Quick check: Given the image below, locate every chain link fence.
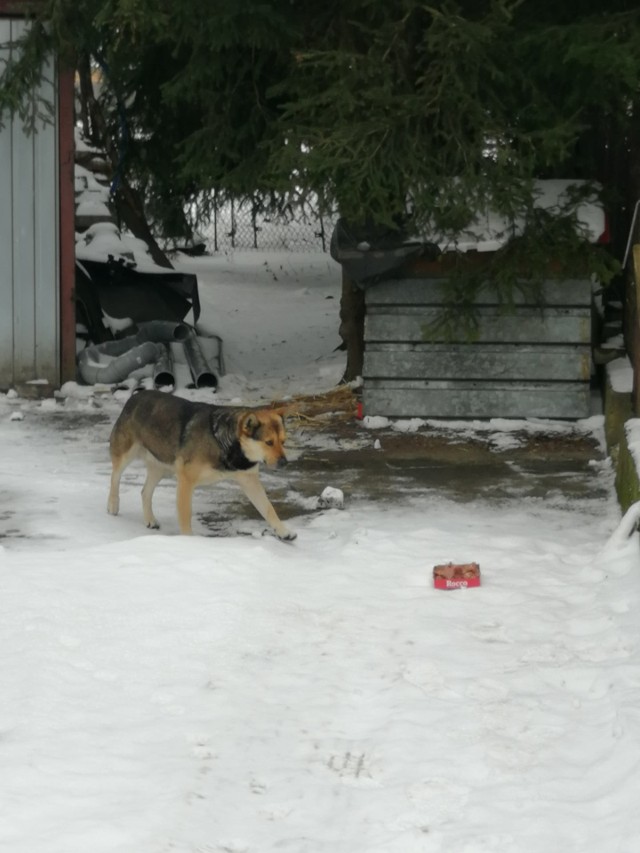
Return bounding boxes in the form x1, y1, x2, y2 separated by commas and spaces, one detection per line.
200, 196, 337, 253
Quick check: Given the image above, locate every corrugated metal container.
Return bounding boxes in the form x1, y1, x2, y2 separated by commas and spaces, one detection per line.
363, 276, 593, 419
0, 17, 59, 391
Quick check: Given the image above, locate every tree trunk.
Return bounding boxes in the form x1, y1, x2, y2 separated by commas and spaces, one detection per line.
77, 54, 93, 141
77, 56, 173, 270
112, 183, 173, 269
339, 273, 365, 382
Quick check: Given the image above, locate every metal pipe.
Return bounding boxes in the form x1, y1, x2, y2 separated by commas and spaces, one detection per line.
77, 321, 216, 387
77, 321, 188, 385
153, 344, 175, 388
136, 320, 190, 343
78, 339, 165, 385
183, 331, 218, 388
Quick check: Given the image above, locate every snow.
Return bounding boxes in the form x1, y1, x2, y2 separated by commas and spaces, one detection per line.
1, 251, 640, 853
76, 222, 172, 274
74, 165, 112, 218
607, 357, 634, 394
626, 419, 640, 475
177, 251, 345, 403
317, 486, 345, 509
425, 179, 607, 254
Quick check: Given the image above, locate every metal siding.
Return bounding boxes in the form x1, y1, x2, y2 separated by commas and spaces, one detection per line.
363, 382, 591, 419
11, 46, 37, 382
0, 20, 14, 380
366, 278, 592, 307
365, 307, 591, 345
363, 343, 591, 382
0, 17, 59, 388
362, 276, 593, 419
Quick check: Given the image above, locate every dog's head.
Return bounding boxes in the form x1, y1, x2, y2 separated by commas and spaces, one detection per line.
239, 409, 288, 468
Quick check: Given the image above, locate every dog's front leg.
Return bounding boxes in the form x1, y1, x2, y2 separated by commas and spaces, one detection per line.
141, 462, 164, 529
236, 470, 296, 541
175, 466, 196, 535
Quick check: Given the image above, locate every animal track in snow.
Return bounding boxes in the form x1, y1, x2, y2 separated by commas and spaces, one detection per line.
327, 750, 372, 782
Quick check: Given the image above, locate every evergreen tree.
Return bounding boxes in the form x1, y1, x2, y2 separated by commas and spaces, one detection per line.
2, 0, 639, 377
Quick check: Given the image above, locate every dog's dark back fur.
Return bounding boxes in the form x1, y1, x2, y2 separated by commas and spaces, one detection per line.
113, 391, 223, 466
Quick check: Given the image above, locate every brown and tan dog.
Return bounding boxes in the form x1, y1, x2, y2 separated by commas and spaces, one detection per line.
107, 390, 296, 540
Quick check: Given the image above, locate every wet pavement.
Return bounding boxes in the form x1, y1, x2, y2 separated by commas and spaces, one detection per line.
6, 398, 612, 540
249, 415, 613, 529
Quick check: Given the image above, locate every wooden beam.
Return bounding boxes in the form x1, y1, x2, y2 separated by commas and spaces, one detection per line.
0, 0, 41, 16
58, 61, 76, 384
631, 245, 640, 414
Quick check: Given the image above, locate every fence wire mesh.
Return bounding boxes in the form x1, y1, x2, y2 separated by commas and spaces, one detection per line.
200, 197, 337, 253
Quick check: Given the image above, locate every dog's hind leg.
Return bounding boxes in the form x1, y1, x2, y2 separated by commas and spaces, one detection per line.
235, 469, 296, 541
175, 465, 196, 535
107, 443, 138, 517
141, 461, 164, 529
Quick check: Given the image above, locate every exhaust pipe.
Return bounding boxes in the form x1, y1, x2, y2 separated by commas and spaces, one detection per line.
136, 320, 191, 343
183, 331, 218, 388
153, 344, 175, 388
77, 338, 166, 385
77, 320, 219, 388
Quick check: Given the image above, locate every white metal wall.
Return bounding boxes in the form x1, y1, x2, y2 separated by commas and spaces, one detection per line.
0, 18, 59, 389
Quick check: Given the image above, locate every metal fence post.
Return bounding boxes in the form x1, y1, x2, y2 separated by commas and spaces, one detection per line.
251, 199, 259, 249
229, 198, 236, 249
318, 213, 327, 252
213, 190, 219, 252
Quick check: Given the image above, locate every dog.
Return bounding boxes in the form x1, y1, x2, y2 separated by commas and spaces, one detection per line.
107, 390, 296, 540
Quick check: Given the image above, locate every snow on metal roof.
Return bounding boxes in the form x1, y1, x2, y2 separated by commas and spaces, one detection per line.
426, 180, 607, 253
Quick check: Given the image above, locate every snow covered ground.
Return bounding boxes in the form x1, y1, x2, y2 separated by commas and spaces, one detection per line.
1, 251, 640, 853
179, 251, 345, 403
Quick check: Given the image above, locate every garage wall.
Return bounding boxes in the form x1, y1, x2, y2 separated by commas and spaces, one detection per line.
0, 17, 59, 390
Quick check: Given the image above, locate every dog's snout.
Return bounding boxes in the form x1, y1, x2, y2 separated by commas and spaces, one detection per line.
277, 455, 288, 469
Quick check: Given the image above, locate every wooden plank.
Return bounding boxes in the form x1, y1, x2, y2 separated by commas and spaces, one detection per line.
365, 278, 592, 307
58, 63, 76, 384
0, 19, 14, 386
0, 1, 31, 13
363, 380, 591, 419
399, 253, 597, 281
365, 307, 591, 345
363, 343, 591, 382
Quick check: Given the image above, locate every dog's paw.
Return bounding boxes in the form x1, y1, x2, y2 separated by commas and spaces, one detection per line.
146, 521, 160, 530
278, 529, 297, 542
262, 527, 297, 542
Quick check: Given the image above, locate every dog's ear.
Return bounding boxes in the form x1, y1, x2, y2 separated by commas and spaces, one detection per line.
241, 413, 259, 436
270, 405, 292, 420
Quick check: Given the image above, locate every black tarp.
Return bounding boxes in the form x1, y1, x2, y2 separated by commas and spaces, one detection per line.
75, 256, 200, 342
